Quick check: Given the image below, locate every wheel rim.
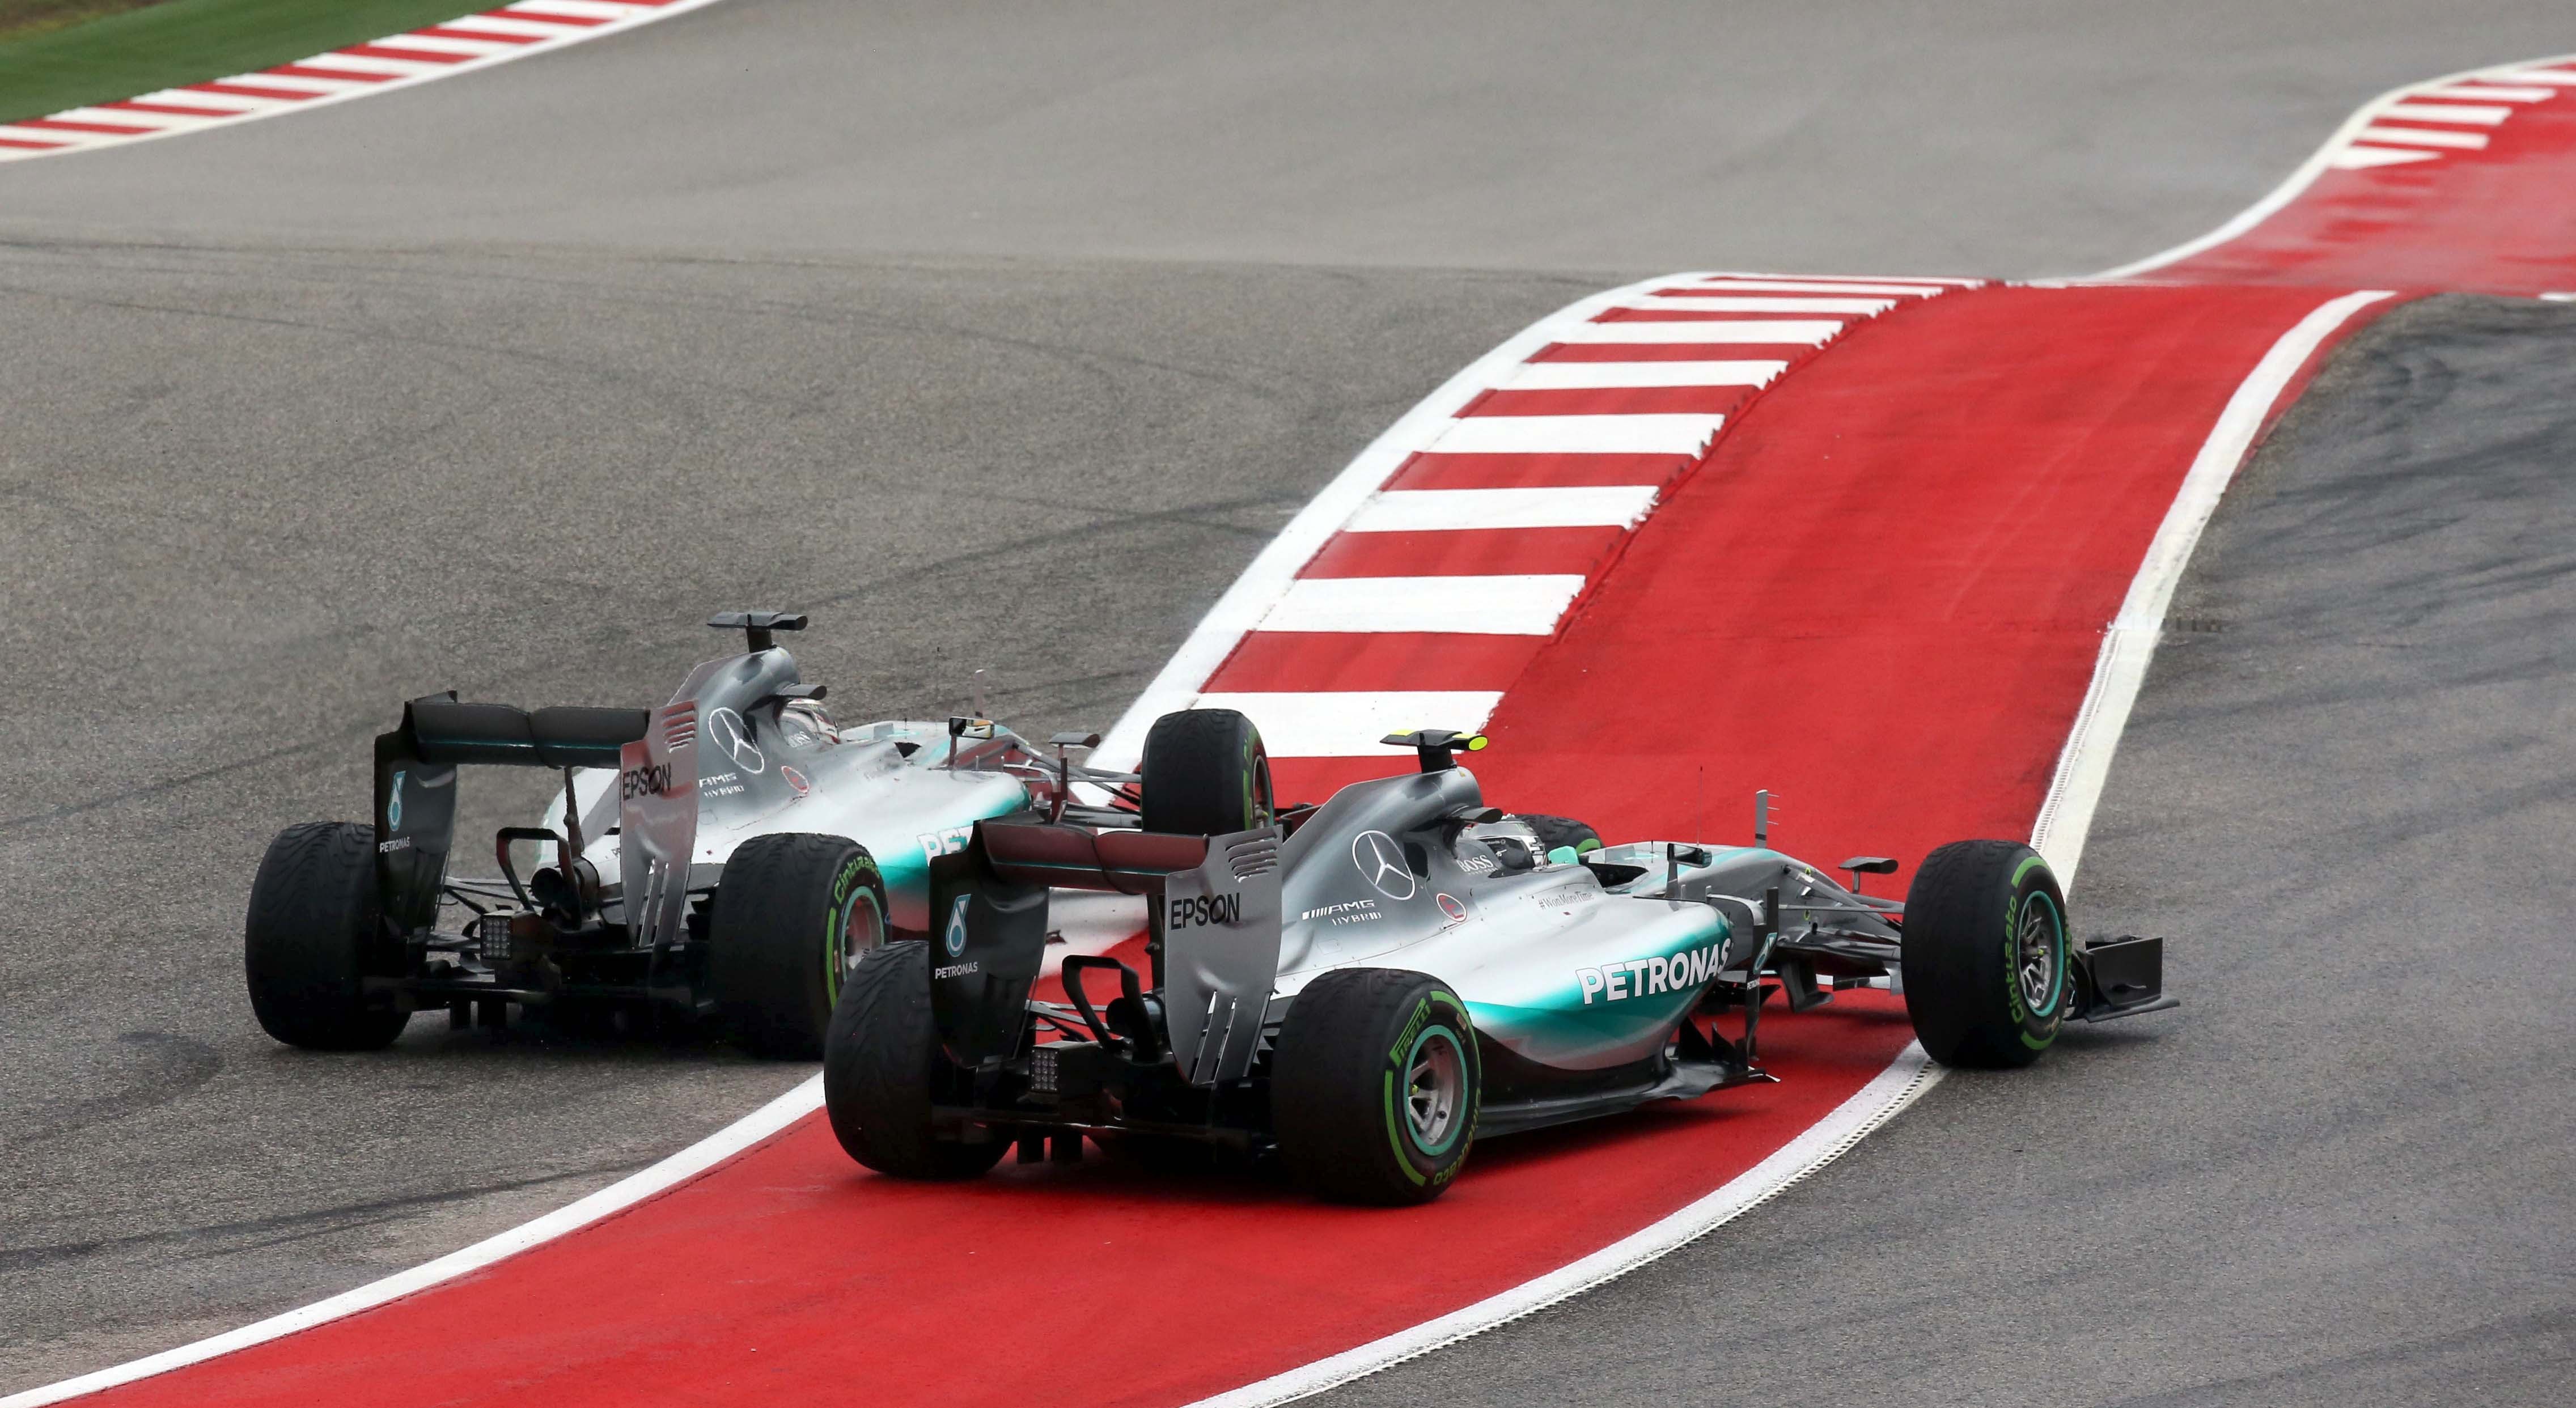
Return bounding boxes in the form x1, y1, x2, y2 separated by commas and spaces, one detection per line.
1403, 1026, 1467, 1154
2014, 893, 2063, 1016
827, 888, 885, 1002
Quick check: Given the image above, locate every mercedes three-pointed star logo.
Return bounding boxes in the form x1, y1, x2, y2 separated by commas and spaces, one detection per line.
706, 707, 765, 774
1351, 829, 1417, 901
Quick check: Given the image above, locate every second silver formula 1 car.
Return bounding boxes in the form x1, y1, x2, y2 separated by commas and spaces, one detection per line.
244, 612, 1138, 1058
824, 710, 2175, 1203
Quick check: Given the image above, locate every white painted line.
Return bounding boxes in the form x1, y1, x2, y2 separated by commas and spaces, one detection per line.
1664, 279, 1945, 297
2378, 101, 2513, 125
2354, 124, 2489, 150
2030, 290, 2395, 884
2099, 49, 2576, 277
1545, 319, 1842, 345
1501, 359, 1783, 389
1432, 414, 1722, 456
0, 1072, 827, 1408
1613, 295, 1895, 315
1257, 575, 1587, 636
1346, 486, 1660, 532
2330, 145, 2443, 170
2541, 292, 2576, 302
1183, 1048, 1945, 1407
1190, 692, 1507, 757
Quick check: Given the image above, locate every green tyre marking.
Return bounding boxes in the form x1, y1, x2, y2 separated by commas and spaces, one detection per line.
1381, 1070, 1428, 1185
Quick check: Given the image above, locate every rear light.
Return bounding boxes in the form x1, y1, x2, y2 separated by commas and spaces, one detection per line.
1029, 1046, 1059, 1095
477, 913, 514, 964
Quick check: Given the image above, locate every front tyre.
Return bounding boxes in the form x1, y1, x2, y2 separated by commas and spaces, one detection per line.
244, 822, 409, 1051
1900, 840, 2071, 1068
1272, 969, 1481, 1205
709, 834, 889, 1060
823, 941, 1009, 1180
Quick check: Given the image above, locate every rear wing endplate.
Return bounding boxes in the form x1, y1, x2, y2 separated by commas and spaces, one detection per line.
931, 821, 1283, 1083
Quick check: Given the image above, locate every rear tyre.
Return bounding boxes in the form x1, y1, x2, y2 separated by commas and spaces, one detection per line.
1140, 709, 1274, 835
244, 822, 409, 1051
1513, 813, 1603, 858
1272, 969, 1480, 1205
709, 833, 889, 1060
823, 941, 1009, 1179
1900, 840, 2071, 1068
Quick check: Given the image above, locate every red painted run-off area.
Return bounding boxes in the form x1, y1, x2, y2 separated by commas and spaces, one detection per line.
87, 282, 2366, 1407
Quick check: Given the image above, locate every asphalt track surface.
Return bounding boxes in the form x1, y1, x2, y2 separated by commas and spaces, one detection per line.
3, 0, 2573, 1398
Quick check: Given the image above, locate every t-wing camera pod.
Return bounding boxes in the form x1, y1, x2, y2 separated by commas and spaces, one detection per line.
1383, 728, 1489, 773
708, 610, 808, 654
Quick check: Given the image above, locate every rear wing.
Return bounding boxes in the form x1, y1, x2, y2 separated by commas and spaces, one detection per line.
372, 693, 650, 940
930, 820, 1283, 1084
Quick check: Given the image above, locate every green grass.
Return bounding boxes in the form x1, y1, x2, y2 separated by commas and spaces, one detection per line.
0, 0, 493, 124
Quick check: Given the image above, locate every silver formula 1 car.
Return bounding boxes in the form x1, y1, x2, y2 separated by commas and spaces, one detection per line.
823, 709, 2175, 1203
244, 612, 1137, 1058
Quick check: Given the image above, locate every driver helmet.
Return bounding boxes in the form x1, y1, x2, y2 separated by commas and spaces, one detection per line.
1465, 816, 1547, 872
779, 698, 840, 747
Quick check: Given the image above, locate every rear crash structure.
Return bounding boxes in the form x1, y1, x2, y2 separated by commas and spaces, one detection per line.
824, 713, 2175, 1203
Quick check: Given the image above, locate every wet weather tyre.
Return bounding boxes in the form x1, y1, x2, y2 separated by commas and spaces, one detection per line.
710, 833, 889, 1060
823, 940, 1008, 1179
1514, 813, 1603, 858
1900, 840, 2071, 1068
1140, 708, 1273, 836
244, 822, 409, 1051
1272, 969, 1480, 1205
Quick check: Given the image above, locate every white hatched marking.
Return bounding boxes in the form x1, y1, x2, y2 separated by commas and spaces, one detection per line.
2379, 101, 2512, 125
1502, 360, 1783, 389
1347, 486, 1659, 533
1260, 575, 1586, 635
2331, 145, 2443, 169
510, 0, 660, 18
2418, 84, 2559, 102
1433, 414, 1723, 456
1189, 692, 1506, 757
1548, 320, 1840, 346
130, 87, 275, 112
0, 127, 83, 147
2356, 124, 2490, 150
52, 107, 208, 130
433, 16, 581, 40
1614, 294, 1894, 315
354, 33, 519, 56
297, 52, 449, 75
217, 72, 368, 94
1681, 269, 1983, 286
1665, 278, 1944, 297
